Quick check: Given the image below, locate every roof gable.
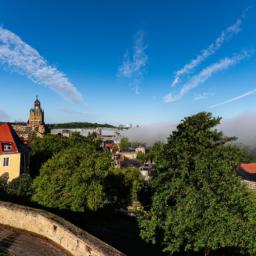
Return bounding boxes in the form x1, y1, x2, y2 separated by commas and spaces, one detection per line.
0, 123, 22, 153
240, 163, 256, 174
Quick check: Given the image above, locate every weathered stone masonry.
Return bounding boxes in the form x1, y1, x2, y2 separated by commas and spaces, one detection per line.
0, 201, 125, 256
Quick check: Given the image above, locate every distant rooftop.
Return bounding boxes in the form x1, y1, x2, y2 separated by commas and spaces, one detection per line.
237, 163, 256, 181
240, 163, 256, 174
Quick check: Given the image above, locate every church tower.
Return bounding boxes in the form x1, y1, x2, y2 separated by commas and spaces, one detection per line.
27, 97, 46, 137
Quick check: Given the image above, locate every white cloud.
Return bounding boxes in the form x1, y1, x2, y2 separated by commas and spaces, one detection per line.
0, 27, 83, 102
194, 92, 214, 101
210, 88, 256, 108
164, 50, 252, 103
130, 78, 141, 95
170, 10, 248, 87
118, 31, 148, 94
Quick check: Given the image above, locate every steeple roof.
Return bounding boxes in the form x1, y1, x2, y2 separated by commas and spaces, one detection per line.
34, 96, 41, 107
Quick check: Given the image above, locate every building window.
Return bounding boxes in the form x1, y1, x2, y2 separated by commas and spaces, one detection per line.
3, 158, 9, 167
3, 144, 12, 151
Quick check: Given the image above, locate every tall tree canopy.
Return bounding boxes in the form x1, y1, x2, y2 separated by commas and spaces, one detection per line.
138, 112, 256, 255
120, 137, 131, 150
29, 133, 101, 177
32, 141, 144, 212
33, 145, 113, 212
6, 174, 33, 199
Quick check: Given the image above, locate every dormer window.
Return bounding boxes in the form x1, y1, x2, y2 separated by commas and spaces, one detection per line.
2, 143, 12, 151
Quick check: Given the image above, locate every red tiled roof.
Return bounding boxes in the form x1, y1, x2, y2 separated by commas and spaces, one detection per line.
239, 163, 256, 174
105, 143, 114, 149
0, 123, 19, 153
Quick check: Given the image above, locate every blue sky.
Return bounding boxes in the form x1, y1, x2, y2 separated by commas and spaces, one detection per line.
0, 0, 256, 125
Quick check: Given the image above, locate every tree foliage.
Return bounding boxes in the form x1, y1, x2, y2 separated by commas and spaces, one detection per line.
137, 151, 147, 163
29, 134, 68, 177
32, 141, 144, 212
0, 178, 7, 200
47, 122, 116, 129
239, 144, 256, 163
120, 137, 131, 150
138, 112, 256, 255
106, 167, 144, 208
6, 174, 33, 199
32, 145, 110, 211
121, 167, 144, 202
29, 133, 102, 177
147, 141, 164, 163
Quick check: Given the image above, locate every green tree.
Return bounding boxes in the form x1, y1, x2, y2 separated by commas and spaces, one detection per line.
151, 141, 164, 160
138, 112, 256, 255
32, 145, 111, 212
0, 178, 7, 200
239, 145, 256, 163
32, 139, 145, 212
106, 167, 144, 207
123, 167, 144, 202
6, 174, 33, 199
47, 122, 116, 129
120, 137, 130, 150
29, 133, 102, 177
147, 141, 164, 163
29, 134, 68, 177
0, 252, 12, 256
104, 168, 131, 209
137, 151, 146, 163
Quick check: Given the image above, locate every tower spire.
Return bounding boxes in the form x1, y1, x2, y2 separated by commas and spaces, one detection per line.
28, 97, 45, 136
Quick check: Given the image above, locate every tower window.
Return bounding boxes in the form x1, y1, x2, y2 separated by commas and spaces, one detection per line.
3, 158, 9, 167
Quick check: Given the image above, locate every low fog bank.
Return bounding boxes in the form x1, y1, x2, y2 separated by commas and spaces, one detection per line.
122, 122, 176, 145
122, 112, 256, 147
218, 112, 256, 147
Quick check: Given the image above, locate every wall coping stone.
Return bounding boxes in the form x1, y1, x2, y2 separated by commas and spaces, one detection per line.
0, 201, 126, 256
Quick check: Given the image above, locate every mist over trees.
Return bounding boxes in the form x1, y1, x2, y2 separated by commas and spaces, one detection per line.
123, 112, 256, 148
2, 112, 256, 255
138, 112, 256, 255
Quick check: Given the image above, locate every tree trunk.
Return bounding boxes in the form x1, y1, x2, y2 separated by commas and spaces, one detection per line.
204, 249, 210, 256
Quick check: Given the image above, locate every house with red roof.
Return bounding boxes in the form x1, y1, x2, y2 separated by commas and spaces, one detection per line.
0, 123, 29, 181
237, 164, 256, 181
237, 163, 256, 189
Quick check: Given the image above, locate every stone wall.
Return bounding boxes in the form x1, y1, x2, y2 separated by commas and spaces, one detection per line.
242, 179, 256, 190
0, 201, 125, 256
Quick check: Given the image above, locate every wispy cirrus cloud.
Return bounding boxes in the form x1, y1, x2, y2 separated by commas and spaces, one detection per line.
210, 88, 256, 108
170, 8, 250, 87
0, 27, 83, 102
118, 31, 148, 94
194, 92, 214, 101
164, 50, 252, 103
